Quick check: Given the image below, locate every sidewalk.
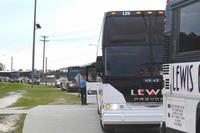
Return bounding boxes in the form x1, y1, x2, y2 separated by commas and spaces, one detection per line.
22, 105, 102, 133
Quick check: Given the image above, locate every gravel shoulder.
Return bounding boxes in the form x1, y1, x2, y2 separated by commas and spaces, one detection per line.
0, 114, 26, 133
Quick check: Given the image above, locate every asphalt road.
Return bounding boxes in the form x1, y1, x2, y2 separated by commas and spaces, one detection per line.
23, 105, 160, 133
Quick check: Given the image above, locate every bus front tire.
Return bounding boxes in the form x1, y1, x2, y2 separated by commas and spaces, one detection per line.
100, 119, 114, 133
196, 102, 200, 133
160, 122, 166, 133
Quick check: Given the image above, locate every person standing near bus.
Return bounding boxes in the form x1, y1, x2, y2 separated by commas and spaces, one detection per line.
79, 77, 86, 105
96, 73, 102, 82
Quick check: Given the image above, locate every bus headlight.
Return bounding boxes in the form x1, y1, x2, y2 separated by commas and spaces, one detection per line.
104, 103, 124, 110
68, 83, 74, 87
105, 103, 111, 110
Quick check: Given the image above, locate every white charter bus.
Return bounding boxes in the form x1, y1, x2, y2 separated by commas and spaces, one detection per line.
96, 10, 165, 132
163, 0, 200, 133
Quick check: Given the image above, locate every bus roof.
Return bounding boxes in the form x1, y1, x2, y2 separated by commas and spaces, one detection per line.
105, 10, 165, 17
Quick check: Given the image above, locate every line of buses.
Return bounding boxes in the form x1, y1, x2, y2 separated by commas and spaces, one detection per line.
83, 0, 200, 133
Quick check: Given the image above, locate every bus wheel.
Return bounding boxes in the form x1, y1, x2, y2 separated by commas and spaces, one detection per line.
96, 96, 101, 115
197, 119, 200, 133
196, 102, 200, 133
160, 122, 166, 133
100, 118, 114, 133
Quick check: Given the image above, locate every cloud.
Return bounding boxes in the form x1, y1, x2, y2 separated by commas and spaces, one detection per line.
45, 44, 97, 69
0, 0, 166, 70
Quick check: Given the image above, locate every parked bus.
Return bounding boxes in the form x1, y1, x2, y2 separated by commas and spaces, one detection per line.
0, 71, 10, 82
9, 71, 20, 82
61, 66, 85, 92
96, 10, 165, 132
163, 0, 200, 133
85, 62, 100, 104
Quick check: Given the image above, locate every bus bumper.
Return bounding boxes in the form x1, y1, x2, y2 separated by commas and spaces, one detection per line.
101, 105, 163, 126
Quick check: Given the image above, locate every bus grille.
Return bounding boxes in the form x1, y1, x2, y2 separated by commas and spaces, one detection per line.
163, 64, 169, 75
163, 64, 170, 90
163, 35, 171, 63
164, 79, 170, 90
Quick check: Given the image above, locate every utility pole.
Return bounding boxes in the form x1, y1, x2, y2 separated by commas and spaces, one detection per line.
40, 36, 49, 73
45, 57, 47, 85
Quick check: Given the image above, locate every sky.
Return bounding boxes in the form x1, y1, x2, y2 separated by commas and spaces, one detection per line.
0, 0, 166, 71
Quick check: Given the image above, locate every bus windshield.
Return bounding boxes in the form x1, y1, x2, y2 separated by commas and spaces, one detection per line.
105, 45, 162, 76
10, 72, 20, 79
67, 67, 84, 81
104, 16, 164, 45
104, 14, 164, 76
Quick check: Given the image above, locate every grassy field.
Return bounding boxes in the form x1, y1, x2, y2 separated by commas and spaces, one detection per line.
0, 82, 80, 109
0, 83, 28, 98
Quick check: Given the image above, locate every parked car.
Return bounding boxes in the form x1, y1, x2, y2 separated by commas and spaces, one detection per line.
55, 79, 61, 88
59, 78, 68, 91
27, 78, 41, 85
9, 78, 20, 83
0, 76, 9, 82
19, 77, 29, 83
66, 81, 79, 92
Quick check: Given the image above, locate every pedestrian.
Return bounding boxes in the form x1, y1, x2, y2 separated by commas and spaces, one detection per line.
79, 77, 87, 105
96, 73, 102, 82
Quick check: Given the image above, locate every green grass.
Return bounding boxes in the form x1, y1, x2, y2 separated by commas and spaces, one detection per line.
0, 83, 29, 98
0, 82, 80, 109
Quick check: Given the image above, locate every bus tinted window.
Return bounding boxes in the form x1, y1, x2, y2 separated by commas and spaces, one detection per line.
67, 67, 84, 81
104, 16, 164, 44
105, 45, 162, 76
106, 17, 146, 43
179, 2, 200, 52
103, 14, 164, 76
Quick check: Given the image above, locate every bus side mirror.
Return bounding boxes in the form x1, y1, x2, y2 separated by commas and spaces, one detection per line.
96, 56, 103, 73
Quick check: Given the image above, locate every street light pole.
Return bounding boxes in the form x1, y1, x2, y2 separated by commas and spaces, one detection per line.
32, 0, 37, 88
